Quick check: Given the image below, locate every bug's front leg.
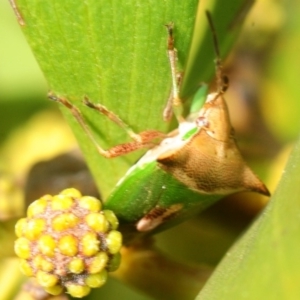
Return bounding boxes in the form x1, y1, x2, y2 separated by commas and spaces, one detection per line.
163, 23, 184, 123
48, 92, 166, 158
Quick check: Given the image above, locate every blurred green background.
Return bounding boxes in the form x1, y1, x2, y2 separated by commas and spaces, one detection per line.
1, 0, 300, 299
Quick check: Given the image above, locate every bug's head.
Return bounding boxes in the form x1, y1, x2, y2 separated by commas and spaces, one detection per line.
196, 92, 233, 142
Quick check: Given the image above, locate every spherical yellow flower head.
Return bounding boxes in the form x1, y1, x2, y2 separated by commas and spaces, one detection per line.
14, 188, 122, 298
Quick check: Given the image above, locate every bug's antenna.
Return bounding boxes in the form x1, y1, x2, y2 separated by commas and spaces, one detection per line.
205, 10, 229, 93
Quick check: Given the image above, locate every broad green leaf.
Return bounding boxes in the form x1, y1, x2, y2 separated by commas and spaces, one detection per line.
196, 137, 300, 299
15, 0, 250, 198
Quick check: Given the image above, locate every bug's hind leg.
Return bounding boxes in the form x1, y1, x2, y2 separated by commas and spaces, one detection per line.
48, 92, 166, 158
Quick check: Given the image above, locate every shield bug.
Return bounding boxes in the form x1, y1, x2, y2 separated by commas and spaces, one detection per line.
49, 11, 269, 233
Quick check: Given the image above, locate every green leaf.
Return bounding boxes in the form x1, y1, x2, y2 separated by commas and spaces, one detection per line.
15, 0, 250, 198
196, 137, 300, 299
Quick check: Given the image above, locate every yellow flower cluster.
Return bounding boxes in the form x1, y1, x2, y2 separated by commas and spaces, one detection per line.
14, 188, 122, 298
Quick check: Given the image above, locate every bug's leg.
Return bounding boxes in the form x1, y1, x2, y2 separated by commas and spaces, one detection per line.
82, 97, 166, 146
163, 72, 183, 122
83, 97, 141, 143
164, 23, 184, 123
48, 92, 166, 158
136, 204, 183, 232
205, 10, 229, 94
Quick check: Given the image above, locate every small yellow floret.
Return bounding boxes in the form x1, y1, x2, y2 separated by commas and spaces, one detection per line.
88, 252, 108, 274
58, 235, 78, 256
66, 284, 90, 298
78, 196, 102, 212
14, 237, 31, 259
27, 198, 48, 217
45, 285, 64, 296
85, 270, 107, 288
106, 230, 122, 254
15, 218, 27, 237
68, 258, 85, 274
60, 188, 82, 198
103, 210, 119, 229
36, 270, 58, 287
40, 258, 54, 272
85, 213, 108, 232
25, 218, 46, 240
19, 259, 34, 276
52, 213, 79, 231
81, 233, 100, 256
38, 235, 56, 256
51, 194, 74, 210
